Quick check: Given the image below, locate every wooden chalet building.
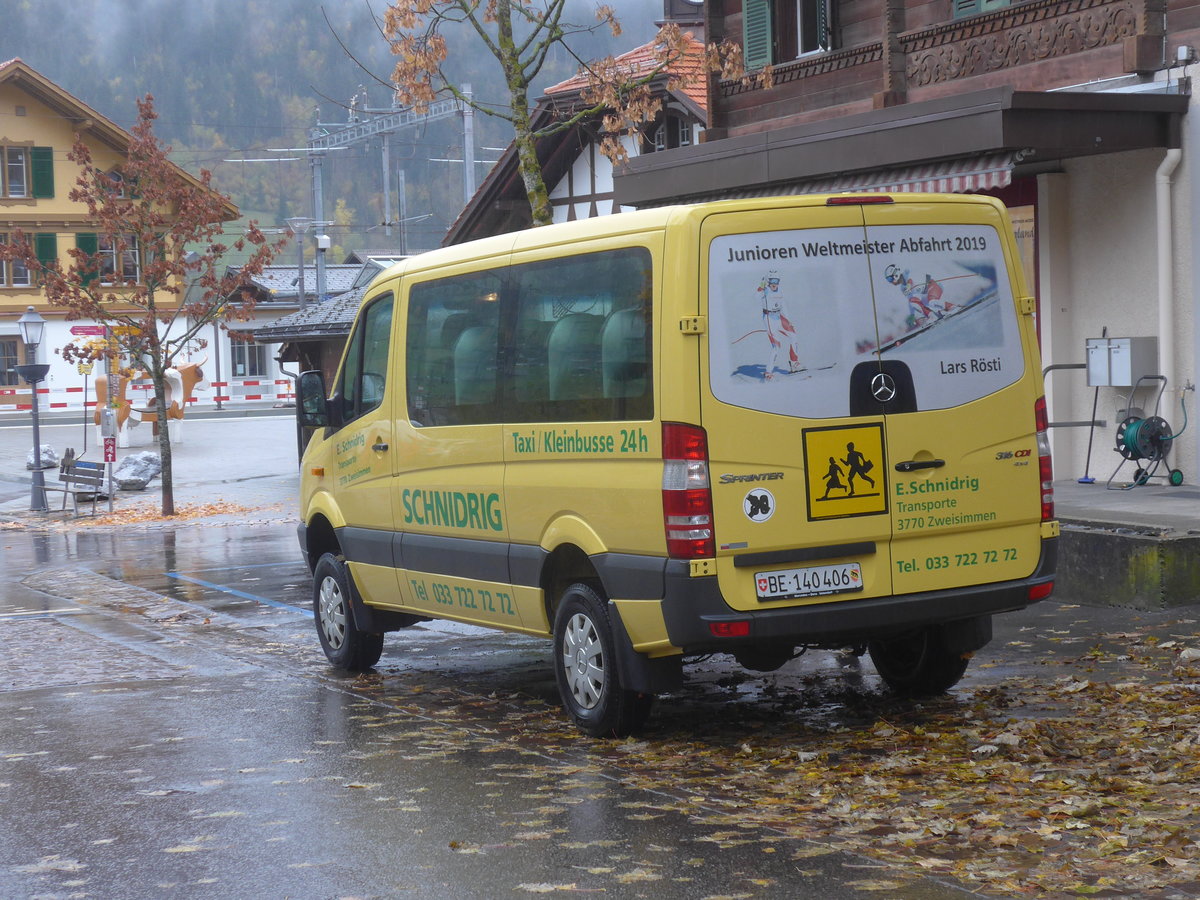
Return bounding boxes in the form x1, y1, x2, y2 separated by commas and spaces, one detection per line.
444, 4, 709, 244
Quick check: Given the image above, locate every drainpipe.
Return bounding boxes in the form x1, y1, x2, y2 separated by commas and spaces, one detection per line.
1157, 148, 1182, 389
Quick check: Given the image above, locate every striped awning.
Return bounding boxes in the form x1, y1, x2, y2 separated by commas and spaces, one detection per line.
754, 153, 1013, 198
805, 152, 1015, 194
663, 153, 1018, 206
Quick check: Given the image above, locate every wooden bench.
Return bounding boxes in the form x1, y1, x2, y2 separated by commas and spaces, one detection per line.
45, 449, 110, 516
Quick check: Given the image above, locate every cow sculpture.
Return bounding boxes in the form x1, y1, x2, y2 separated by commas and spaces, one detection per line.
93, 358, 208, 439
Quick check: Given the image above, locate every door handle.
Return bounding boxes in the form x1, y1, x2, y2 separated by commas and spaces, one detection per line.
372, 441, 389, 452
895, 458, 945, 472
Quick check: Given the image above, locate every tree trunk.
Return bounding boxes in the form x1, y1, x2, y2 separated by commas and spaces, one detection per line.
514, 119, 552, 226
151, 370, 175, 517
496, 0, 552, 227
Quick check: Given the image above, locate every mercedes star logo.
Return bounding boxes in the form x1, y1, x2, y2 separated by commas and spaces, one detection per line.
870, 372, 897, 403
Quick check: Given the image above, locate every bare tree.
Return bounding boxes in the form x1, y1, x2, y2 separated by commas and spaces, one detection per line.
383, 0, 741, 225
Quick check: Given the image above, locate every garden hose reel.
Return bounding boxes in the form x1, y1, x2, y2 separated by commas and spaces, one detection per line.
1114, 415, 1183, 486
1107, 375, 1187, 489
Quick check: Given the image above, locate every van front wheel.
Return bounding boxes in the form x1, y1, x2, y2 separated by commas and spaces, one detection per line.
313, 553, 384, 671
868, 626, 969, 696
553, 583, 652, 738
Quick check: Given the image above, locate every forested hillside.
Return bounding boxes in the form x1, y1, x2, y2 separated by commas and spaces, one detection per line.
1, 0, 655, 256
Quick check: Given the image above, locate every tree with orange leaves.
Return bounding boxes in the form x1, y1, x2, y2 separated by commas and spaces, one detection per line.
383, 0, 741, 226
0, 96, 288, 516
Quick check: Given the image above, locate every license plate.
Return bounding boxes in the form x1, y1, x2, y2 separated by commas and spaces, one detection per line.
755, 562, 863, 601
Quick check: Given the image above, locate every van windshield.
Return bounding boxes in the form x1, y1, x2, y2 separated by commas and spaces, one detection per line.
707, 223, 1024, 418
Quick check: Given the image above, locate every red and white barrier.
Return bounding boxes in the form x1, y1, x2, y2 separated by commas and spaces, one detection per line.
1, 376, 295, 413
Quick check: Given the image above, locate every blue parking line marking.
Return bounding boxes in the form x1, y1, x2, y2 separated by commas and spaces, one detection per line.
166, 572, 313, 618
178, 562, 304, 574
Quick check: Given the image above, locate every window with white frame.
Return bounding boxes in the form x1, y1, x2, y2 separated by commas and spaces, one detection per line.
3, 147, 29, 198
0, 235, 32, 288
230, 338, 269, 378
98, 167, 131, 198
743, 0, 833, 69
0, 338, 19, 386
647, 114, 694, 153
99, 234, 140, 284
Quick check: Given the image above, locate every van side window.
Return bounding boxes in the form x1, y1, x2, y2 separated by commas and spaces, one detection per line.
336, 292, 393, 424
405, 247, 653, 427
406, 270, 503, 426
509, 246, 652, 423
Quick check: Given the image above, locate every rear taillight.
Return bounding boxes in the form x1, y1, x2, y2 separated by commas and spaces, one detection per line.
662, 423, 715, 559
1029, 581, 1055, 602
1035, 396, 1054, 521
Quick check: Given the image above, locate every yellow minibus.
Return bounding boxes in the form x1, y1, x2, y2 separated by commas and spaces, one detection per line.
296, 193, 1058, 736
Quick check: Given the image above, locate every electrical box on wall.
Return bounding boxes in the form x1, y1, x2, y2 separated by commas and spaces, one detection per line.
1086, 337, 1159, 387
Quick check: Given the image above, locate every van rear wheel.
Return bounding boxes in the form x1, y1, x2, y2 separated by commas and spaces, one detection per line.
553, 583, 653, 738
313, 553, 384, 671
868, 626, 969, 696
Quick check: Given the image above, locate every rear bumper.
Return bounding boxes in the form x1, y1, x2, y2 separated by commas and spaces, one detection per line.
660, 537, 1057, 653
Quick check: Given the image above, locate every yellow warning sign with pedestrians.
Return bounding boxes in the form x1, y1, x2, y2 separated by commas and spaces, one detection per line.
803, 423, 887, 520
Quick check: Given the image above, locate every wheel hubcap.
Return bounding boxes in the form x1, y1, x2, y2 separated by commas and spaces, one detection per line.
318, 576, 347, 650
561, 612, 604, 710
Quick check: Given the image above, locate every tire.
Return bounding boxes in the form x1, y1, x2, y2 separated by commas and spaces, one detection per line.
313, 553, 384, 671
552, 583, 653, 738
1170, 468, 1185, 487
868, 626, 970, 696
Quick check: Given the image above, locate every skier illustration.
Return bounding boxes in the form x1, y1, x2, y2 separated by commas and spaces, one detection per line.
884, 264, 953, 326
842, 442, 876, 496
757, 270, 803, 379
820, 456, 847, 500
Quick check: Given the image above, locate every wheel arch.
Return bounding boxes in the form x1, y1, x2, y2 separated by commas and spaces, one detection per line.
540, 542, 602, 626
303, 512, 342, 574
302, 491, 346, 573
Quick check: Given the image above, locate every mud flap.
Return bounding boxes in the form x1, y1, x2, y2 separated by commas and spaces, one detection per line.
608, 603, 683, 695
345, 572, 429, 632
938, 614, 993, 655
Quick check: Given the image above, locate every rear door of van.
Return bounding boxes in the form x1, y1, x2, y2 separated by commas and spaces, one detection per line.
701, 202, 895, 612
700, 196, 1040, 615
860, 198, 1042, 595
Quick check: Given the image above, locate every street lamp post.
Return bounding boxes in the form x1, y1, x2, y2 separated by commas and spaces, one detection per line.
14, 306, 50, 512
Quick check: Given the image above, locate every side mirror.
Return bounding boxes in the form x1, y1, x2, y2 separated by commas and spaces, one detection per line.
297, 370, 330, 428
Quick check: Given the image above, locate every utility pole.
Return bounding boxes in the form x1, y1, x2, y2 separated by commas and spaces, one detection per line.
285, 217, 313, 309
462, 84, 476, 206
398, 168, 407, 256
306, 88, 474, 253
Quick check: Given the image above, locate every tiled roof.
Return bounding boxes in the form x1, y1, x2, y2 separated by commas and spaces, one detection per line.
544, 32, 708, 110
251, 264, 361, 298
245, 285, 368, 342
343, 248, 409, 265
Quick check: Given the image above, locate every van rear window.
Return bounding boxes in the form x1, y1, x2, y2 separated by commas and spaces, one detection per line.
708, 224, 1024, 418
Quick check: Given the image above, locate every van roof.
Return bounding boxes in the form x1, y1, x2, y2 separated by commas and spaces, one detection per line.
373, 192, 1005, 285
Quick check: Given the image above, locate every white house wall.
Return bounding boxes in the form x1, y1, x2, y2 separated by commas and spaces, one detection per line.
549, 134, 638, 223
1041, 142, 1197, 484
